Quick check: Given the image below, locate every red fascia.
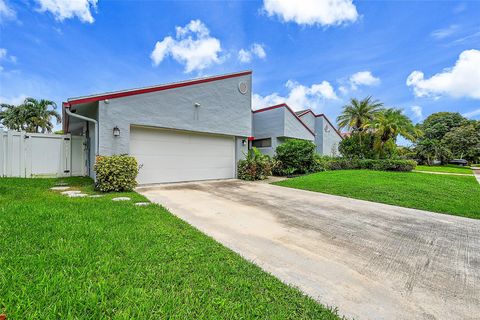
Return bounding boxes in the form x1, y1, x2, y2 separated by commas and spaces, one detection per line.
247, 136, 255, 141
297, 109, 315, 118
64, 71, 252, 107
253, 103, 316, 137
315, 113, 343, 139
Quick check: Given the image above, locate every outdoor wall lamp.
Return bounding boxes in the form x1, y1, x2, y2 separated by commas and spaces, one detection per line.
113, 126, 120, 137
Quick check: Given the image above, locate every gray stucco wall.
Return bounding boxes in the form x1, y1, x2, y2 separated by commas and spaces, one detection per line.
252, 108, 284, 140
283, 109, 314, 141
252, 106, 314, 157
315, 116, 342, 156
97, 74, 252, 156
298, 112, 315, 133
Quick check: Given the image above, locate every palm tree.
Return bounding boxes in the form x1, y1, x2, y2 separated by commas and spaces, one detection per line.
0, 103, 28, 131
0, 98, 61, 133
372, 108, 420, 157
337, 96, 383, 132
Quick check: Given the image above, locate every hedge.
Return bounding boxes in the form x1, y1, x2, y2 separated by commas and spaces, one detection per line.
317, 158, 417, 172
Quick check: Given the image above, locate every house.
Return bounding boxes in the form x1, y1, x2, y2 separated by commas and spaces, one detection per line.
252, 104, 315, 156
63, 71, 252, 185
63, 70, 343, 185
252, 104, 342, 157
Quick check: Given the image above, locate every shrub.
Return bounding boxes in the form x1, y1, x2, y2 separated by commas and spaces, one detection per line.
323, 159, 417, 172
339, 133, 377, 159
94, 155, 139, 192
273, 139, 317, 176
237, 148, 272, 181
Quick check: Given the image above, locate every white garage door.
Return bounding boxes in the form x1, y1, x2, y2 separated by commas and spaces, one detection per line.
130, 126, 235, 184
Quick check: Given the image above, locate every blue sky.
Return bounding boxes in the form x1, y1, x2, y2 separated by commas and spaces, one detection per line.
1, 0, 479, 133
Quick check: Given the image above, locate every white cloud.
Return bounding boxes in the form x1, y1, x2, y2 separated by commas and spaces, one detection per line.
0, 94, 27, 105
349, 71, 380, 89
462, 108, 480, 119
0, 47, 16, 72
150, 19, 223, 73
263, 0, 358, 26
35, 0, 98, 23
0, 0, 15, 21
410, 105, 423, 120
406, 49, 480, 99
253, 79, 338, 111
238, 43, 266, 63
431, 25, 459, 39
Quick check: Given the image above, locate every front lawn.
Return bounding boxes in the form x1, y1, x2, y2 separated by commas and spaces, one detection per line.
415, 164, 473, 174
0, 177, 338, 319
274, 170, 480, 219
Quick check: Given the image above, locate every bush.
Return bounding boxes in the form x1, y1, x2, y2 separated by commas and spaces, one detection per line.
237, 148, 272, 181
94, 155, 139, 192
273, 139, 317, 176
323, 159, 417, 172
339, 133, 377, 159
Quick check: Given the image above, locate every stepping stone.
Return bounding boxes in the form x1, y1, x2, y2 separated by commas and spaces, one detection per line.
50, 186, 70, 191
55, 182, 69, 186
61, 190, 81, 195
68, 193, 88, 198
112, 197, 131, 201
135, 202, 150, 206
89, 195, 104, 198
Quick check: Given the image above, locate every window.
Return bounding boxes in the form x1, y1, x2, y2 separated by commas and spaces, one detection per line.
252, 138, 272, 148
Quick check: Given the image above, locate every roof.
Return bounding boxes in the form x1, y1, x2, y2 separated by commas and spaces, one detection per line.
253, 103, 316, 137
63, 70, 252, 107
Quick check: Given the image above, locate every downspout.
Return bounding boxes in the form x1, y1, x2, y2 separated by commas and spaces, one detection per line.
65, 106, 99, 179
65, 107, 98, 156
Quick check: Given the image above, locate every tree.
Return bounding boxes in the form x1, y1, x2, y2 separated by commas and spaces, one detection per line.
442, 122, 480, 162
337, 96, 383, 132
419, 112, 467, 141
415, 139, 451, 165
372, 108, 419, 158
0, 103, 28, 131
0, 98, 61, 133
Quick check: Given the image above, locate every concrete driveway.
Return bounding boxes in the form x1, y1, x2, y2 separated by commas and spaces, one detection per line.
137, 179, 480, 320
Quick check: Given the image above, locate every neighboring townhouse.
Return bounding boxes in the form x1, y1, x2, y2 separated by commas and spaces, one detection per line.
252, 104, 315, 156
63, 71, 252, 184
252, 104, 342, 157
296, 109, 343, 156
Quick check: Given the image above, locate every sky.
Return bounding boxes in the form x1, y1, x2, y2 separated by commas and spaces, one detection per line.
1, 0, 480, 134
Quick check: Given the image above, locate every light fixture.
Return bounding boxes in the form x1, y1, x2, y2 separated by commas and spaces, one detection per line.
194, 102, 201, 108
113, 126, 120, 137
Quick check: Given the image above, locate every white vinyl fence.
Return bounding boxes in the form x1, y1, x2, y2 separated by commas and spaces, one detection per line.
0, 131, 86, 178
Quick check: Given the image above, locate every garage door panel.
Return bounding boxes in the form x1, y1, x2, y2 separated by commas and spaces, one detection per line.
130, 127, 235, 184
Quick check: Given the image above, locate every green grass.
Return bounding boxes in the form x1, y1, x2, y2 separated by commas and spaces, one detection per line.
415, 164, 473, 174
274, 170, 480, 219
0, 177, 339, 320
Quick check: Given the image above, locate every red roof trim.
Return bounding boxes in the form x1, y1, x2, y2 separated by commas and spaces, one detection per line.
315, 113, 343, 139
297, 109, 315, 118
65, 71, 252, 107
253, 104, 316, 137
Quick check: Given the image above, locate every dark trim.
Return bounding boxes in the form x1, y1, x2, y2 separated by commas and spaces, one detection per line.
253, 103, 316, 137
65, 71, 252, 107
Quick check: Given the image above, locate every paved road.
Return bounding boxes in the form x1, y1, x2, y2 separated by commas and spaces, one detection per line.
138, 180, 480, 320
